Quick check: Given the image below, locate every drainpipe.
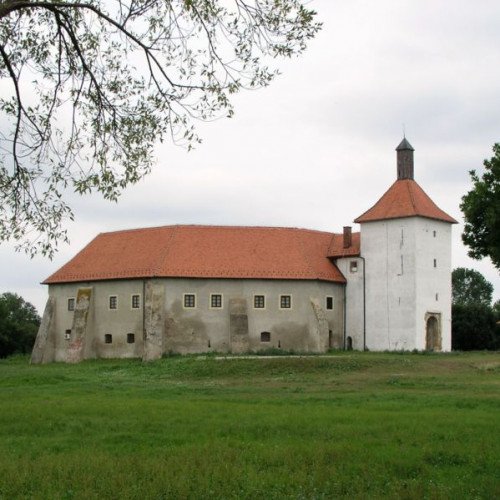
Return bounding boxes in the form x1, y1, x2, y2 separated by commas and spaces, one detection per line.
343, 282, 347, 350
142, 279, 146, 343
359, 256, 367, 351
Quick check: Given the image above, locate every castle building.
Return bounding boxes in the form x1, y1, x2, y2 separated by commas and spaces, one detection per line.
31, 139, 456, 363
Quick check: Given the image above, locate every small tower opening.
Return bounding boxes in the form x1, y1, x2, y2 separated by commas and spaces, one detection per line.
396, 137, 415, 180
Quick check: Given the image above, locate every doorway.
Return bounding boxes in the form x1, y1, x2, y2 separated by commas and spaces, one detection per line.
425, 314, 441, 351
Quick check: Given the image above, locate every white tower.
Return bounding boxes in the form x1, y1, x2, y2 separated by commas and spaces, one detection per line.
354, 139, 457, 351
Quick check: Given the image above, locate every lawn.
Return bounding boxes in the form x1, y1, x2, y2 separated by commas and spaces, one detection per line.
0, 352, 498, 499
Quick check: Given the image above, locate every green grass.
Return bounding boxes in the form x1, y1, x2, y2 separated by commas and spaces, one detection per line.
0, 352, 499, 499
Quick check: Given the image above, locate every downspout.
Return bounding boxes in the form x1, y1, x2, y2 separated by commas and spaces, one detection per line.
359, 256, 367, 351
343, 282, 347, 350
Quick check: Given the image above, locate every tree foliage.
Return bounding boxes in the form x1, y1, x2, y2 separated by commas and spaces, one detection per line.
451, 267, 493, 307
0, 292, 40, 358
451, 303, 498, 351
0, 0, 321, 257
461, 143, 500, 270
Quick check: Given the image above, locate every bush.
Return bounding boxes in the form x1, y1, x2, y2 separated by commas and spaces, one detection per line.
452, 303, 498, 350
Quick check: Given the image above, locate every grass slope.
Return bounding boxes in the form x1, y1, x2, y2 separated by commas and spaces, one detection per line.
0, 352, 499, 499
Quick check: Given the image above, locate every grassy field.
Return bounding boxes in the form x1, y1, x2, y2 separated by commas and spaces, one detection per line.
0, 352, 499, 499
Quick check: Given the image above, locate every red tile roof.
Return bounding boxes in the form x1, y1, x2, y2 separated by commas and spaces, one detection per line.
327, 232, 361, 258
44, 225, 351, 284
354, 179, 457, 224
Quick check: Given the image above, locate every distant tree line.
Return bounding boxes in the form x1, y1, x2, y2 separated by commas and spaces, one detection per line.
0, 293, 40, 358
452, 268, 499, 350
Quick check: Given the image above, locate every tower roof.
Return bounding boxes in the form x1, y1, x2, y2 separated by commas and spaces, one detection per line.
396, 137, 414, 151
354, 179, 457, 224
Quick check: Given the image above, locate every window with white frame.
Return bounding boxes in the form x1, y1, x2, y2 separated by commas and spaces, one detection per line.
210, 294, 222, 308
109, 296, 118, 310
184, 294, 196, 308
254, 295, 265, 309
67, 298, 75, 311
280, 295, 292, 309
131, 294, 140, 309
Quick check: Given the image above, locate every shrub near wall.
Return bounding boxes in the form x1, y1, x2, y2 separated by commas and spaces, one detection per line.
452, 303, 498, 350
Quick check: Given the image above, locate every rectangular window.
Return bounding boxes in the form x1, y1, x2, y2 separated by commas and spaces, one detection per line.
435, 293, 439, 301
350, 261, 358, 273
433, 230, 437, 237
280, 295, 292, 309
260, 331, 271, 342
104, 334, 112, 344
67, 298, 75, 311
326, 296, 333, 310
184, 294, 196, 308
64, 329, 71, 340
210, 294, 222, 308
433, 259, 437, 268
254, 295, 265, 309
109, 296, 118, 310
131, 294, 140, 309
127, 333, 135, 344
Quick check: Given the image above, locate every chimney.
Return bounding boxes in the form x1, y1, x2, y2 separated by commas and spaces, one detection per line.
343, 226, 352, 248
396, 137, 415, 180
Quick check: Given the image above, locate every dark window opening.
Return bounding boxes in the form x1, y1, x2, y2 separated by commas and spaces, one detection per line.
67, 298, 75, 311
254, 295, 265, 309
350, 261, 358, 273
131, 294, 140, 309
211, 294, 222, 308
184, 294, 195, 308
64, 329, 71, 340
127, 333, 135, 344
433, 259, 437, 268
109, 296, 117, 309
326, 297, 333, 310
105, 334, 113, 344
261, 331, 271, 342
435, 293, 439, 301
280, 295, 291, 309
433, 230, 437, 237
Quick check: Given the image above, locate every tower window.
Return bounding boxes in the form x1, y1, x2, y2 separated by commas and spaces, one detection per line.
326, 296, 333, 310
127, 333, 135, 344
433, 259, 437, 268
350, 261, 358, 273
104, 334, 112, 344
67, 298, 75, 311
64, 329, 71, 340
435, 293, 439, 301
433, 230, 437, 237
109, 296, 118, 310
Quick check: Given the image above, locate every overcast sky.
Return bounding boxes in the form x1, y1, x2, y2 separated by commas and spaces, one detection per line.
1, 0, 499, 314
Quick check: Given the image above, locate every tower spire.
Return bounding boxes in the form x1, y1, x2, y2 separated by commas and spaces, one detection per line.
396, 137, 414, 180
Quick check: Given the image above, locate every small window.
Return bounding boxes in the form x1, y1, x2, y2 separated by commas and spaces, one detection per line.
210, 294, 222, 309
104, 334, 112, 344
433, 259, 437, 268
350, 261, 358, 273
326, 296, 333, 310
254, 295, 265, 309
127, 333, 135, 344
131, 294, 140, 309
280, 295, 291, 309
109, 296, 118, 310
184, 294, 196, 308
64, 329, 71, 340
261, 331, 271, 342
433, 230, 437, 237
435, 293, 439, 301
67, 298, 75, 311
